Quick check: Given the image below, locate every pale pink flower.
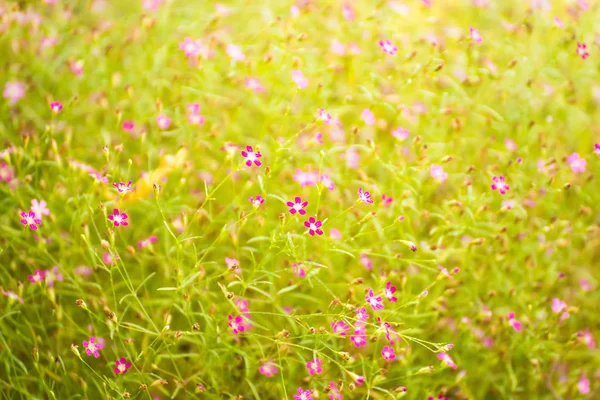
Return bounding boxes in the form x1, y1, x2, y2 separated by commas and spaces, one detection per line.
306, 358, 323, 375
0, 162, 15, 183
259, 361, 278, 377
31, 199, 50, 219
430, 164, 448, 182
356, 307, 369, 321
320, 174, 335, 191
578, 374, 590, 395
244, 78, 265, 93
594, 143, 600, 157
3, 290, 23, 303
342, 3, 355, 21
553, 16, 565, 28
45, 266, 63, 287
360, 253, 372, 270
330, 228, 342, 240
551, 298, 569, 320
379, 40, 398, 56
226, 44, 245, 61
292, 262, 305, 278
113, 181, 133, 194
292, 70, 308, 89
293, 169, 319, 187
437, 352, 457, 369
361, 108, 375, 125
392, 127, 409, 141
179, 37, 202, 58
567, 153, 586, 173
491, 176, 510, 194
156, 115, 171, 130
469, 27, 482, 43
215, 3, 231, 16
70, 60, 84, 76
3, 81, 25, 104
346, 147, 360, 169
318, 108, 332, 124
330, 40, 346, 56
226, 257, 241, 274
381, 345, 396, 361
138, 236, 158, 249
327, 381, 343, 400
366, 288, 384, 310
331, 320, 350, 336
577, 329, 596, 349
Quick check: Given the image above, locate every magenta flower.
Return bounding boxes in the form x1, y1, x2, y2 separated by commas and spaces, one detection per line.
366, 288, 384, 310
361, 108, 375, 125
31, 199, 50, 219
20, 210, 42, 230
507, 312, 522, 332
491, 176, 510, 195
287, 197, 308, 215
306, 357, 323, 375
379, 40, 398, 55
577, 42, 589, 60
28, 270, 46, 284
248, 195, 265, 207
381, 346, 396, 361
594, 143, 600, 156
226, 44, 246, 61
469, 27, 482, 43
228, 314, 245, 334
259, 361, 278, 378
83, 336, 104, 358
292, 69, 308, 89
331, 320, 350, 336
392, 127, 409, 141
381, 194, 393, 207
107, 208, 129, 227
113, 181, 133, 194
138, 236, 158, 249
0, 162, 15, 183
304, 217, 323, 236
294, 387, 313, 400
358, 188, 374, 204
355, 376, 365, 385
292, 262, 306, 277
3, 290, 24, 303
3, 81, 25, 104
45, 266, 63, 287
241, 145, 262, 167
356, 307, 369, 321
318, 108, 332, 124
437, 352, 457, 369
567, 153, 586, 173
50, 101, 63, 113
122, 121, 135, 132
114, 357, 132, 374
385, 282, 397, 302
350, 331, 367, 347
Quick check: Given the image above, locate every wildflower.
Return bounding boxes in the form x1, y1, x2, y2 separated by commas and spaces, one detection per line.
553, 16, 565, 28
122, 121, 135, 132
366, 289, 384, 310
379, 40, 398, 55
45, 266, 64, 287
114, 357, 132, 374
226, 257, 241, 274
50, 101, 63, 113
228, 315, 245, 334
293, 169, 319, 187
82, 336, 104, 358
328, 382, 343, 400
103, 253, 116, 265
294, 387, 313, 400
357, 307, 369, 321
355, 376, 365, 385
430, 164, 448, 182
567, 153, 586, 173
306, 358, 323, 375
576, 42, 589, 60
594, 143, 600, 156
360, 253, 373, 270
551, 298, 567, 313
361, 108, 375, 125
70, 60, 84, 76
342, 3, 355, 20
0, 162, 15, 183
381, 194, 393, 207
235, 298, 250, 313
392, 127, 409, 141
469, 27, 482, 43
330, 228, 342, 240
226, 44, 246, 61
3, 290, 24, 303
577, 329, 596, 349
113, 181, 133, 194
304, 217, 324, 236
107, 208, 129, 227
331, 320, 350, 336
179, 37, 202, 57
578, 374, 590, 394
381, 346, 396, 361
245, 77, 265, 93
241, 145, 262, 167
187, 113, 205, 125
507, 312, 522, 332
156, 115, 171, 130
28, 270, 46, 284
491, 176, 510, 195
138, 236, 158, 249
320, 174, 335, 191
385, 282, 398, 302
74, 266, 94, 277
20, 210, 42, 230
358, 188, 374, 204
292, 262, 305, 277
292, 70, 308, 89
3, 81, 25, 104
259, 361, 278, 378
437, 352, 457, 369
346, 147, 360, 169
287, 197, 308, 215
350, 331, 367, 347
31, 199, 50, 220
248, 195, 265, 207
318, 108, 332, 124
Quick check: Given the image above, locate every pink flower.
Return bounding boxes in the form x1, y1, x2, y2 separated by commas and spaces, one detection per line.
103, 252, 116, 265
361, 109, 375, 125
356, 307, 369, 321
20, 210, 42, 230
366, 288, 384, 310
31, 199, 50, 219
107, 208, 129, 227
360, 253, 373, 270
342, 3, 355, 21
179, 37, 202, 57
355, 376, 365, 386
0, 162, 15, 183
292, 262, 306, 278
346, 147, 360, 169
287, 197, 308, 215
578, 374, 590, 395
70, 60, 84, 76
235, 298, 250, 313
379, 40, 398, 56
156, 115, 171, 130
331, 40, 347, 56
228, 314, 246, 334
187, 113, 205, 126
553, 16, 565, 28
226, 44, 245, 61
318, 108, 332, 124
45, 266, 63, 287
381, 194, 393, 207
392, 127, 409, 141
327, 381, 343, 400
320, 174, 335, 191
50, 101, 63, 113
259, 361, 278, 378
113, 181, 133, 194
304, 217, 323, 236
241, 145, 262, 167
122, 121, 135, 132
381, 345, 396, 361
3, 81, 25, 104
331, 320, 350, 336
437, 352, 457, 369
330, 228, 342, 240
577, 329, 596, 349
594, 143, 600, 156
358, 188, 373, 204
248, 195, 265, 207
491, 176, 510, 194
3, 290, 24, 303
293, 169, 319, 187
469, 27, 482, 43
138, 236, 158, 249
306, 358, 323, 375
577, 42, 589, 60
292, 70, 308, 89
430, 164, 448, 182
226, 257, 241, 274
551, 298, 568, 320
294, 387, 313, 400
385, 282, 397, 302
114, 357, 132, 374
567, 153, 586, 173
28, 270, 46, 284
245, 78, 265, 93
350, 332, 367, 347
74, 266, 94, 277
83, 336, 104, 358
507, 312, 522, 332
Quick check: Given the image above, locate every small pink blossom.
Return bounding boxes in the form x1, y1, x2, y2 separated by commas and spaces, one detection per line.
50, 101, 63, 113
293, 169, 319, 187
113, 181, 133, 194
187, 113, 205, 126
156, 115, 171, 130
330, 228, 342, 240
577, 329, 596, 349
356, 307, 369, 321
567, 153, 586, 173
83, 336, 104, 358
138, 236, 158, 249
342, 3, 355, 21
327, 381, 343, 400
350, 332, 367, 347
228, 314, 246, 334
107, 208, 128, 227
70, 60, 84, 76
248, 195, 265, 207
0, 162, 15, 183
234, 298, 250, 313
360, 253, 373, 270
553, 16, 565, 28
320, 174, 335, 191
241, 146, 262, 167
179, 37, 202, 57
385, 282, 397, 302
318, 108, 332, 124
578, 374, 590, 395
346, 147, 360, 169
469, 27, 482, 43
577, 42, 589, 60
379, 40, 398, 56
28, 270, 46, 284
226, 44, 246, 61
122, 121, 135, 132
594, 143, 600, 156
430, 164, 448, 182
3, 290, 23, 303
355, 376, 365, 385
226, 258, 241, 274
45, 266, 63, 287
361, 108, 375, 125
287, 197, 308, 215
114, 357, 132, 374
245, 78, 265, 93
294, 387, 312, 400
381, 345, 396, 361
551, 298, 569, 320
331, 320, 350, 336
437, 352, 457, 369
292, 70, 308, 89
491, 176, 510, 194
31, 199, 50, 219
20, 210, 42, 230
366, 288, 384, 310
358, 187, 373, 204
306, 358, 323, 375
3, 81, 25, 104
292, 262, 305, 278
392, 127, 409, 141
507, 312, 522, 332
304, 217, 323, 236
259, 361, 278, 378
